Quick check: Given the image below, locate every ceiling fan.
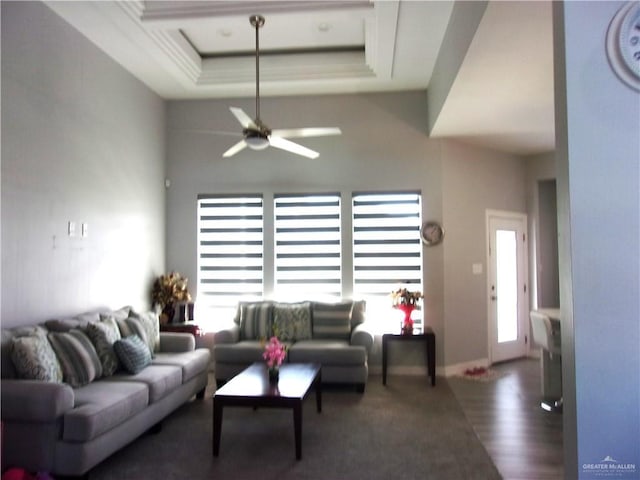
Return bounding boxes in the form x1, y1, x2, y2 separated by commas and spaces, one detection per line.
221, 15, 342, 159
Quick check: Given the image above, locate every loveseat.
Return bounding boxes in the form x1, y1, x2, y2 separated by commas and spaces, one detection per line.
1, 306, 210, 478
213, 300, 374, 392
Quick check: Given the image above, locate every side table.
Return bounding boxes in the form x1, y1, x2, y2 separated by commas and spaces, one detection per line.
160, 322, 203, 337
382, 327, 435, 386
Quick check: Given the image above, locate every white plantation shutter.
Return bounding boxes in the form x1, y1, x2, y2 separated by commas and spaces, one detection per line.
352, 191, 423, 325
197, 195, 264, 310
274, 193, 341, 301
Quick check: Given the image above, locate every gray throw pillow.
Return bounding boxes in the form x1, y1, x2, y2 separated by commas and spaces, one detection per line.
85, 318, 121, 376
113, 335, 152, 374
11, 332, 63, 382
273, 302, 312, 342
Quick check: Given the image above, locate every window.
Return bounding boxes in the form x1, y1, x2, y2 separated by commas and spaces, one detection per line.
352, 191, 423, 324
197, 195, 264, 312
274, 193, 341, 301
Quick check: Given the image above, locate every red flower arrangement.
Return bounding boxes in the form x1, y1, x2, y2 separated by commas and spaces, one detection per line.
391, 287, 423, 334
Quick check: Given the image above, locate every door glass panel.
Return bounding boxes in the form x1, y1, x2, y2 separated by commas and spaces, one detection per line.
496, 229, 518, 343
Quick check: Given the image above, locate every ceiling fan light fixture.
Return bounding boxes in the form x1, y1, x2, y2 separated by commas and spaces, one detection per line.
245, 135, 270, 150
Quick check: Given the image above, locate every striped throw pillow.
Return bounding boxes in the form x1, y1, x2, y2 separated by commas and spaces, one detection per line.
312, 302, 354, 340
113, 335, 152, 374
239, 302, 273, 340
48, 330, 103, 387
129, 310, 160, 354
116, 317, 149, 348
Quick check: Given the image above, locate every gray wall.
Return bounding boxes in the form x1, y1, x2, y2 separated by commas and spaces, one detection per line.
427, 0, 488, 135
166, 93, 526, 370
1, 1, 166, 327
526, 152, 558, 310
537, 179, 558, 307
441, 140, 527, 366
555, 1, 640, 476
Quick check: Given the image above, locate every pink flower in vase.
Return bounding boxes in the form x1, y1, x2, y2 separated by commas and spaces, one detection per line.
263, 336, 287, 368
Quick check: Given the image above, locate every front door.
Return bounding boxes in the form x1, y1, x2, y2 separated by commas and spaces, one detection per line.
487, 210, 528, 363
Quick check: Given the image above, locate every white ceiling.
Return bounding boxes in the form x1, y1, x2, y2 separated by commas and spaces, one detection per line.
43, 0, 555, 155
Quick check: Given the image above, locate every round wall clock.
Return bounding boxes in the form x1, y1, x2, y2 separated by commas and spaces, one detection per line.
606, 1, 640, 92
420, 221, 444, 246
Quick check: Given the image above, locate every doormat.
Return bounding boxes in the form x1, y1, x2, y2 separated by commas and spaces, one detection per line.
457, 367, 506, 382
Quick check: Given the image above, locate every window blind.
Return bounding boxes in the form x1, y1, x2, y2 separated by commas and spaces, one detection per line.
197, 195, 264, 309
352, 191, 423, 321
274, 193, 341, 301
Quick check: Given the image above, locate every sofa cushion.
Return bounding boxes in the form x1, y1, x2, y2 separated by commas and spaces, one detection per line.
273, 302, 312, 341
84, 318, 121, 376
312, 302, 353, 340
64, 380, 149, 442
214, 340, 271, 364
129, 310, 160, 354
152, 349, 210, 383
10, 331, 63, 382
109, 364, 182, 403
288, 340, 366, 366
113, 335, 152, 374
239, 302, 273, 340
48, 330, 103, 387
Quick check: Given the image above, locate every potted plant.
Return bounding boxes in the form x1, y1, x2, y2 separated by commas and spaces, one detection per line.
151, 272, 192, 324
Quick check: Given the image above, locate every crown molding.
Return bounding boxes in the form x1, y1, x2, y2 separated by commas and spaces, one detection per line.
140, 1, 373, 26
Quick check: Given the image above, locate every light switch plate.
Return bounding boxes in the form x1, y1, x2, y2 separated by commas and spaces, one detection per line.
472, 263, 483, 275
68, 221, 76, 237
82, 223, 88, 237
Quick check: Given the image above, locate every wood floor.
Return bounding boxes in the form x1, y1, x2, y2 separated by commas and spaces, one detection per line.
447, 358, 564, 480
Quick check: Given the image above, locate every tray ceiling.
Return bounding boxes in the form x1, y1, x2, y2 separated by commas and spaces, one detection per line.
43, 0, 555, 155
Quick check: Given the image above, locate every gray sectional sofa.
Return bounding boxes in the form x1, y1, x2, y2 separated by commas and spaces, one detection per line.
213, 300, 374, 392
1, 306, 210, 478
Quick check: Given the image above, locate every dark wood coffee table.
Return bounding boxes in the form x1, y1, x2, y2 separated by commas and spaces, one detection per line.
212, 362, 322, 460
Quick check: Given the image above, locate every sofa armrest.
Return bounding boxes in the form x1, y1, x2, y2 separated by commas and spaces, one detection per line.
213, 323, 240, 345
350, 322, 375, 353
159, 332, 195, 352
1, 379, 74, 422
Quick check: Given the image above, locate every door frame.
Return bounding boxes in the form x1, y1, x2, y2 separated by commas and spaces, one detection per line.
485, 209, 530, 364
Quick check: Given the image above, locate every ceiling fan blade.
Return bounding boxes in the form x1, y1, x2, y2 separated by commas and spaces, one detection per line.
222, 139, 248, 158
189, 129, 242, 137
229, 107, 257, 130
269, 136, 319, 159
270, 127, 342, 139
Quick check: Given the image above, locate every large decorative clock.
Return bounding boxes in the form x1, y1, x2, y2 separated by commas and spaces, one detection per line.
420, 221, 444, 246
606, 1, 640, 91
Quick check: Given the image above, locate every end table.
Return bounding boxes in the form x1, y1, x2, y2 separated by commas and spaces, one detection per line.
160, 322, 203, 337
382, 327, 435, 386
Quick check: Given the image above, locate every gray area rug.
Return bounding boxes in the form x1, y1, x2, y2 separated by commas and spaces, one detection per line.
89, 375, 501, 480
